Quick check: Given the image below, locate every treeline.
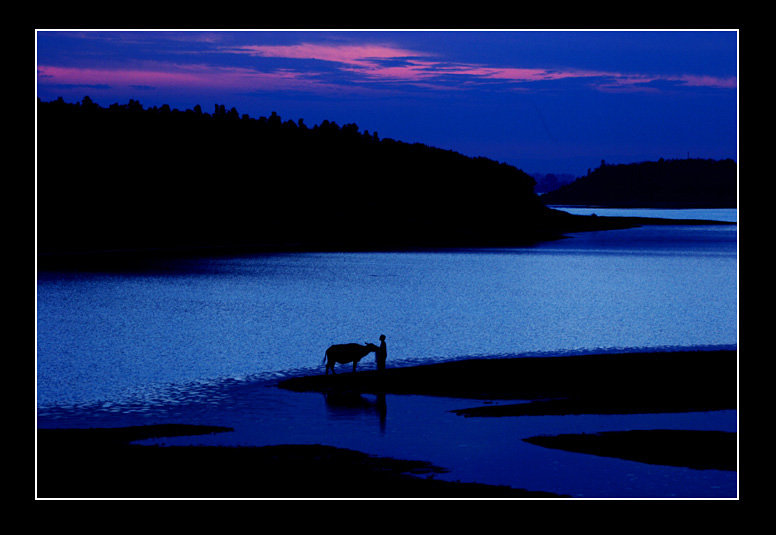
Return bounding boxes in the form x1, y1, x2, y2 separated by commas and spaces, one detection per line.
37, 96, 551, 254
541, 158, 737, 208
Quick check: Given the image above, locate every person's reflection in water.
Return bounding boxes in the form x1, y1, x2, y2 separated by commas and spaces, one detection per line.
322, 392, 388, 434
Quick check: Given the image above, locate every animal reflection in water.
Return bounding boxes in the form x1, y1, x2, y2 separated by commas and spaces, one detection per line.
323, 343, 379, 375
323, 390, 387, 432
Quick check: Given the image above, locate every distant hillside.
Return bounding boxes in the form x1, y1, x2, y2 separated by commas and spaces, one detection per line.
531, 172, 576, 194
38, 97, 730, 261
540, 159, 737, 208
37, 97, 557, 254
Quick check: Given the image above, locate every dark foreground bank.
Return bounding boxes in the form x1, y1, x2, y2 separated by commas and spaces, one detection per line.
36, 424, 563, 498
524, 429, 736, 472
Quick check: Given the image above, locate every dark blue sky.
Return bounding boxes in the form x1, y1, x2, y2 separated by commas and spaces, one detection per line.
36, 30, 738, 176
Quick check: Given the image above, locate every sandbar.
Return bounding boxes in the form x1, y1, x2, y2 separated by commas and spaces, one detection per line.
279, 350, 736, 416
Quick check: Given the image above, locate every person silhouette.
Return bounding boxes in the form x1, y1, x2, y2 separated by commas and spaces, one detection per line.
376, 334, 387, 371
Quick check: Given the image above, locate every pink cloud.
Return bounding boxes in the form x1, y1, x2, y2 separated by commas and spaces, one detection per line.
38, 64, 243, 88
222, 43, 589, 85
675, 74, 737, 89
222, 43, 738, 92
438, 65, 613, 83
340, 59, 443, 82
36, 62, 339, 95
589, 71, 737, 93
38, 39, 737, 99
223, 42, 424, 68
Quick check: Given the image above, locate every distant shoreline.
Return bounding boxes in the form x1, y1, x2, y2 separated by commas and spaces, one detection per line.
36, 210, 735, 271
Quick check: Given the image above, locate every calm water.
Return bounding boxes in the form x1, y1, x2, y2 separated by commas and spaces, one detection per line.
547, 206, 738, 223
36, 209, 738, 497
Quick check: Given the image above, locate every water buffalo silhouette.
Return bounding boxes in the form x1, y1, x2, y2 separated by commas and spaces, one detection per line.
324, 343, 379, 375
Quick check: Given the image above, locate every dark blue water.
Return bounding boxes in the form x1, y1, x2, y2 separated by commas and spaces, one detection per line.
36, 210, 738, 497
548, 206, 737, 223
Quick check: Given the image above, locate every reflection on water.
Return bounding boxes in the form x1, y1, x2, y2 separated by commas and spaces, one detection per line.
323, 391, 387, 433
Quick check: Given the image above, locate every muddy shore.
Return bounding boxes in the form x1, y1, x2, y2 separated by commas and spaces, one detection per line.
36, 425, 564, 498
279, 350, 737, 415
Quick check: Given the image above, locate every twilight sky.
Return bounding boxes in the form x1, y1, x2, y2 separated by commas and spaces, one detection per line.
35, 30, 738, 177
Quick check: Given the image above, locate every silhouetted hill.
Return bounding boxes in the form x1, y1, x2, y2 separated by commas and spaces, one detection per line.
37, 97, 729, 261
38, 97, 564, 255
540, 158, 737, 208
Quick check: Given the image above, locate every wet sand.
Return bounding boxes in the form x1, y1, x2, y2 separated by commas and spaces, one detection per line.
280, 350, 736, 415
36, 349, 736, 498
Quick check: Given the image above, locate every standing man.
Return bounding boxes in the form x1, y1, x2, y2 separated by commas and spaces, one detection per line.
376, 334, 387, 371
